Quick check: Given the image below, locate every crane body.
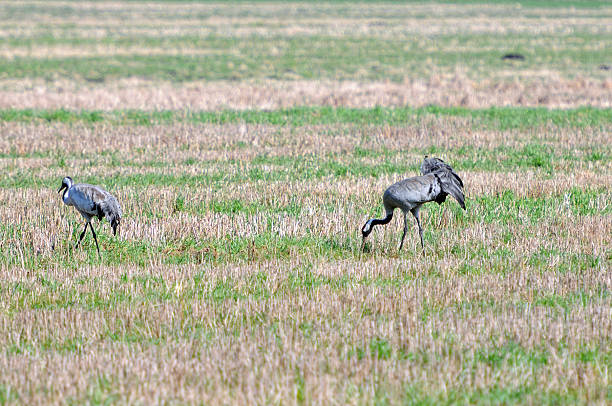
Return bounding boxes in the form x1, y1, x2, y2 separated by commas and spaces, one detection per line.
362, 159, 465, 252
58, 177, 121, 257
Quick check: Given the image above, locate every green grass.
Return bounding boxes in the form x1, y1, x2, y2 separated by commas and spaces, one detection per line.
0, 106, 610, 129
5, 0, 612, 6
1, 31, 610, 82
535, 289, 610, 313
37, 0, 612, 5
3, 267, 608, 334
1, 186, 608, 271
0, 2, 610, 402
402, 384, 597, 406
431, 0, 612, 7
2, 0, 610, 87
1, 145, 609, 191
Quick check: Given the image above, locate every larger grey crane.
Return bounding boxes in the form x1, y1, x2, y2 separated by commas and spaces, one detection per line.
361, 167, 465, 252
58, 177, 122, 258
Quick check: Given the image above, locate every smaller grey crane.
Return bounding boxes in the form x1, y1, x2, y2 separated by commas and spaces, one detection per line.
58, 177, 122, 258
361, 166, 465, 253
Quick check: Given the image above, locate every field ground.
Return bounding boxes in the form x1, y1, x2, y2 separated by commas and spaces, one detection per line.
0, 1, 610, 404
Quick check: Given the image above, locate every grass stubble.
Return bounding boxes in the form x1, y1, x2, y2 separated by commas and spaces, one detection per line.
0, 1, 611, 110
0, 1, 610, 404
0, 114, 609, 404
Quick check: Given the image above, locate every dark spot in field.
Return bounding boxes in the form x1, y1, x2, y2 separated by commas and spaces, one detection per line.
538, 95, 550, 104
85, 76, 105, 83
599, 64, 611, 71
502, 53, 525, 61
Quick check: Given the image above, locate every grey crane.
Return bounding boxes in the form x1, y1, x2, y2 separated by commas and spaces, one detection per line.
361, 168, 465, 252
58, 177, 122, 258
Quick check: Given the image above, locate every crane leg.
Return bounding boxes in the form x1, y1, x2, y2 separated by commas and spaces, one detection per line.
75, 222, 89, 249
398, 212, 409, 251
411, 208, 425, 254
89, 223, 101, 258
437, 208, 445, 229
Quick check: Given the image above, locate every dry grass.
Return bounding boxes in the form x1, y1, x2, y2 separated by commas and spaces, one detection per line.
1, 1, 611, 108
0, 256, 609, 403
0, 272, 609, 404
3, 2, 611, 37
0, 1, 610, 403
0, 117, 610, 403
1, 77, 611, 110
1, 120, 610, 156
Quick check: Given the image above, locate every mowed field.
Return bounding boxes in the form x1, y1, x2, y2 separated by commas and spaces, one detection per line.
0, 1, 611, 404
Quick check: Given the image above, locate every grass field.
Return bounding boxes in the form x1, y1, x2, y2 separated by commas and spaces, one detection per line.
0, 1, 610, 404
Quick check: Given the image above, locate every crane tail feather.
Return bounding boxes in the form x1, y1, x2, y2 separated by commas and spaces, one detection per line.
436, 171, 466, 210
98, 195, 122, 236
111, 218, 120, 236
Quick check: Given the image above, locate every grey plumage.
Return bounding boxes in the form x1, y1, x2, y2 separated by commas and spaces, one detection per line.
361, 165, 465, 252
58, 176, 122, 257
420, 156, 463, 188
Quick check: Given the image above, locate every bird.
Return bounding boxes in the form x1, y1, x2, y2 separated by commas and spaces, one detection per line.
361, 167, 465, 253
57, 176, 122, 258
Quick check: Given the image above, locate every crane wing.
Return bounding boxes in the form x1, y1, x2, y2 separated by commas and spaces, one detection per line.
421, 157, 464, 188
385, 175, 442, 208
435, 170, 465, 209
71, 184, 122, 235
97, 195, 122, 235
67, 185, 97, 215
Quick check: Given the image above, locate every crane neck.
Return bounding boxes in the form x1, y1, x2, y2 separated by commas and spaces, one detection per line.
370, 212, 393, 226
62, 186, 70, 203
362, 210, 393, 238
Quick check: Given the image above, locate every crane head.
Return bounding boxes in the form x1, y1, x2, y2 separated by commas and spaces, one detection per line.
361, 220, 373, 238
58, 176, 73, 193
361, 220, 373, 252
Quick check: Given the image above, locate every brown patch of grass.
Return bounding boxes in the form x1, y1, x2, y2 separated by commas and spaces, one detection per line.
1, 77, 611, 110
1, 121, 609, 158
